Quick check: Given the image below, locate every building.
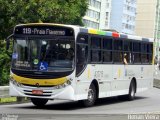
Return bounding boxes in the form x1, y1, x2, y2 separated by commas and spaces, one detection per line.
83, 0, 107, 29
135, 0, 157, 38
83, 0, 137, 34
110, 0, 137, 34
135, 0, 160, 57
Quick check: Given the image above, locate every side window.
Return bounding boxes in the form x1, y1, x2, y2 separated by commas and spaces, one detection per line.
148, 43, 153, 64
141, 42, 148, 64
91, 37, 101, 62
133, 41, 141, 63
77, 45, 88, 66
76, 34, 88, 76
77, 34, 88, 44
103, 37, 112, 62
113, 39, 123, 63
123, 40, 132, 64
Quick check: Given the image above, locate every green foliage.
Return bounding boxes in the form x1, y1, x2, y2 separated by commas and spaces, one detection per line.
0, 0, 88, 39
0, 0, 88, 85
0, 40, 12, 85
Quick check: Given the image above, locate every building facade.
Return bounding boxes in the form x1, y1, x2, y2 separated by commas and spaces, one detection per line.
83, 0, 137, 34
110, 0, 137, 34
135, 0, 157, 38
83, 0, 111, 29
135, 0, 160, 57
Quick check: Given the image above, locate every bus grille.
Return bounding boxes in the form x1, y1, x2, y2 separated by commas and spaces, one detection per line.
23, 90, 52, 97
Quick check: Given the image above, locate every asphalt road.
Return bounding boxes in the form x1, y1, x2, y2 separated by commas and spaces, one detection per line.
0, 88, 160, 120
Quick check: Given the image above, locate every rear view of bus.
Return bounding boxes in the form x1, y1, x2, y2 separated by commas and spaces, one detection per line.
8, 23, 76, 106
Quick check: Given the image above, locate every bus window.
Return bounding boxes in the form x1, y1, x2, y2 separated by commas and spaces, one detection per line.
103, 37, 112, 62
148, 43, 153, 64
133, 41, 141, 63
90, 36, 101, 63
113, 51, 123, 63
76, 44, 88, 76
103, 51, 112, 62
123, 40, 132, 64
133, 53, 141, 63
114, 39, 122, 50
91, 37, 101, 49
91, 50, 101, 62
141, 43, 148, 63
103, 38, 112, 50
113, 39, 123, 63
76, 33, 88, 76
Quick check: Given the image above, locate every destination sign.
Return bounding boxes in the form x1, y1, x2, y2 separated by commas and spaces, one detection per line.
14, 25, 74, 36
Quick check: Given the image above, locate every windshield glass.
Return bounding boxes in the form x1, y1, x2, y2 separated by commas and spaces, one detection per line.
12, 38, 75, 72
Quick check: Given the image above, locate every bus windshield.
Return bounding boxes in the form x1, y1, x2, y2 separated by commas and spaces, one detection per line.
12, 38, 75, 72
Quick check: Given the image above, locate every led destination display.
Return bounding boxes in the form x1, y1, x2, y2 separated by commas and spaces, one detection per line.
14, 25, 74, 36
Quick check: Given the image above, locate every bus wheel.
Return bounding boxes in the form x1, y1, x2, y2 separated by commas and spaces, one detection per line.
31, 98, 48, 107
127, 81, 136, 100
82, 84, 96, 107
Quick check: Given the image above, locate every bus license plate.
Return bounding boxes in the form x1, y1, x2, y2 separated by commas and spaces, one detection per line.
32, 90, 43, 95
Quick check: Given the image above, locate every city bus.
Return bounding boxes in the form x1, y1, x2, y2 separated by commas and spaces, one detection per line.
6, 23, 154, 107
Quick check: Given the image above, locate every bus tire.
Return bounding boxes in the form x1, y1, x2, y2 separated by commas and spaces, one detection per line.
82, 84, 96, 107
127, 81, 136, 101
31, 98, 48, 107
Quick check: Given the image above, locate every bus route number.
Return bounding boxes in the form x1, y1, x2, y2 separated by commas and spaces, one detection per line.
23, 28, 32, 34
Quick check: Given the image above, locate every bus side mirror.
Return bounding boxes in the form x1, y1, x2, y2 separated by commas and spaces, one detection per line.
6, 34, 13, 50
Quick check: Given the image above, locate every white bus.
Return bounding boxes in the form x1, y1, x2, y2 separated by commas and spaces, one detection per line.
7, 23, 154, 107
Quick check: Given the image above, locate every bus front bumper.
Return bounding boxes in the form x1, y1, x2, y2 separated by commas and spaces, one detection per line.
9, 82, 76, 100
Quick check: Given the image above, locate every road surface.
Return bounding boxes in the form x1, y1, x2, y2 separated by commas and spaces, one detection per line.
0, 88, 160, 120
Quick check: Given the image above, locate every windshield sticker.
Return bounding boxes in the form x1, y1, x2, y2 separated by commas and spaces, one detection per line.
12, 53, 18, 59
39, 62, 48, 71
15, 61, 31, 68
33, 59, 39, 65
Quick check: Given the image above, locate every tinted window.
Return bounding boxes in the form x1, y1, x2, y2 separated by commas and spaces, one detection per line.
124, 41, 132, 51
113, 52, 123, 63
91, 50, 101, 62
133, 42, 141, 52
148, 44, 153, 53
103, 51, 112, 62
91, 37, 101, 49
77, 34, 88, 44
141, 43, 147, 53
133, 53, 141, 63
103, 38, 112, 50
114, 39, 122, 50
141, 54, 148, 63
76, 44, 88, 76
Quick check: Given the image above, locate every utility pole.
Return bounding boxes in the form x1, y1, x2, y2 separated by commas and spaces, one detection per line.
155, 0, 160, 64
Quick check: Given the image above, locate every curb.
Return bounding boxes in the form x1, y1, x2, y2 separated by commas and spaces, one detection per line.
153, 79, 160, 89
0, 86, 9, 91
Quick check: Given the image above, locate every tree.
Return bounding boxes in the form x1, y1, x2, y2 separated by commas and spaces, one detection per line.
0, 0, 88, 39
0, 0, 88, 85
0, 40, 12, 85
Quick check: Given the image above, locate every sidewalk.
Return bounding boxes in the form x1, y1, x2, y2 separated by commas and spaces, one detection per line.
0, 86, 9, 98
0, 86, 29, 104
154, 70, 160, 88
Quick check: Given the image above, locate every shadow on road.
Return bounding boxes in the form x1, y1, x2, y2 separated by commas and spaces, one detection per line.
14, 96, 148, 111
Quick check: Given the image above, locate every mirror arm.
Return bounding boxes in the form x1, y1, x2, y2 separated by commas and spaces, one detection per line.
6, 34, 13, 50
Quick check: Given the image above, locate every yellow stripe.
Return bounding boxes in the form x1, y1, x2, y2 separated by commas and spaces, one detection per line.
88, 29, 97, 34
12, 74, 67, 86
88, 68, 91, 79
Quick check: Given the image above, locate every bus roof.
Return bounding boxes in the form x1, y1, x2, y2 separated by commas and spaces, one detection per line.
15, 23, 154, 42
79, 27, 154, 43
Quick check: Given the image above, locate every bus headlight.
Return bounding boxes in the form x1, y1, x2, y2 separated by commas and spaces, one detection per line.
56, 79, 71, 89
10, 77, 22, 87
